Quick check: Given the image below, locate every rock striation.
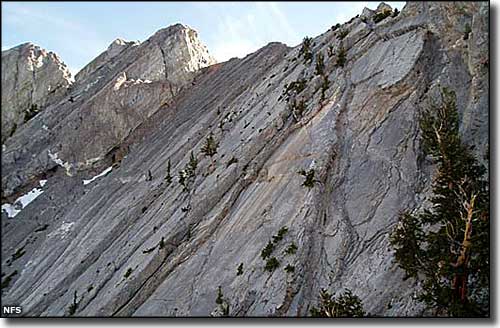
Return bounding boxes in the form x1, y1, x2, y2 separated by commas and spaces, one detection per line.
1, 2, 489, 317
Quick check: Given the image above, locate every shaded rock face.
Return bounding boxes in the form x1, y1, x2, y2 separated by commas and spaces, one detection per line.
1, 2, 488, 317
1, 43, 73, 143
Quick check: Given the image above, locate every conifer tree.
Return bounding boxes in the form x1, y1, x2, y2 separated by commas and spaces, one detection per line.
201, 132, 218, 157
310, 289, 365, 317
390, 87, 489, 317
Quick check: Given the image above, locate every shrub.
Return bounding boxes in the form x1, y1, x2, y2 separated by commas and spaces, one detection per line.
285, 243, 298, 255
215, 286, 229, 316
264, 257, 280, 272
68, 291, 79, 316
1, 270, 18, 289
392, 8, 400, 18
310, 289, 365, 317
337, 29, 349, 40
236, 263, 244, 276
284, 264, 295, 273
273, 226, 289, 243
261, 241, 275, 260
299, 37, 313, 64
298, 169, 317, 188
390, 87, 489, 316
320, 75, 330, 101
282, 79, 307, 101
335, 46, 347, 68
331, 23, 341, 31
373, 9, 392, 23
315, 52, 325, 75
179, 151, 198, 191
165, 159, 172, 185
463, 23, 472, 40
159, 237, 165, 249
124, 268, 133, 278
24, 104, 40, 122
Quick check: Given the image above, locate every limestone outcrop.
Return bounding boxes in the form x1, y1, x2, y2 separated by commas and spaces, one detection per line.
1, 43, 73, 143
1, 2, 488, 317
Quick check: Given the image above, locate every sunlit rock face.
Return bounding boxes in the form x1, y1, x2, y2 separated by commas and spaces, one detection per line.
1, 43, 73, 143
1, 2, 488, 317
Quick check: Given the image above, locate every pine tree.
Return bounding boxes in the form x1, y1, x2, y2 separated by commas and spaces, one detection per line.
390, 87, 489, 317
310, 289, 365, 317
201, 132, 218, 157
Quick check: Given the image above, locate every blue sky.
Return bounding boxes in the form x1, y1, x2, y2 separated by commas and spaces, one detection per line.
2, 1, 405, 75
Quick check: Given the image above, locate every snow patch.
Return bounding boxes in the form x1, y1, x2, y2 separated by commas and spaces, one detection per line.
1, 180, 46, 218
83, 166, 113, 185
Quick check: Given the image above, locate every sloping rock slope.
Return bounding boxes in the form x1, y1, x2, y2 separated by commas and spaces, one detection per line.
1, 2, 488, 317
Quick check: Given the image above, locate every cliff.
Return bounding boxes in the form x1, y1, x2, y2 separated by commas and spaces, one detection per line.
1, 2, 489, 317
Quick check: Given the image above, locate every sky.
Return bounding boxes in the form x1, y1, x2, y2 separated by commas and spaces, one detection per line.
2, 1, 405, 76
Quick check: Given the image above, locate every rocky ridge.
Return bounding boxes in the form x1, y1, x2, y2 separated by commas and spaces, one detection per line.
0, 2, 489, 317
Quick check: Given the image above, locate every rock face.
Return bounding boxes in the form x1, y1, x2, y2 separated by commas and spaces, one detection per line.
1, 43, 73, 143
1, 2, 489, 317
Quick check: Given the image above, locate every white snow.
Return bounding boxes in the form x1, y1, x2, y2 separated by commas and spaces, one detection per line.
1, 180, 46, 218
83, 166, 113, 185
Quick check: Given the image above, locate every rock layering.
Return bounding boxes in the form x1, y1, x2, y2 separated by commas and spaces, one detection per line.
1, 2, 488, 317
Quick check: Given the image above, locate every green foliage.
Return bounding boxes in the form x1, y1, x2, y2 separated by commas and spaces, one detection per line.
335, 46, 347, 68
159, 237, 165, 249
284, 264, 295, 273
390, 87, 489, 317
261, 241, 275, 260
215, 286, 229, 316
24, 104, 40, 122
179, 151, 198, 191
298, 169, 317, 188
282, 79, 307, 101
331, 23, 341, 32
11, 247, 26, 261
227, 156, 238, 168
264, 257, 280, 272
337, 29, 349, 40
236, 263, 244, 276
165, 159, 172, 185
285, 243, 298, 255
315, 52, 325, 75
68, 291, 79, 316
124, 267, 133, 279
310, 289, 365, 317
201, 132, 218, 157
373, 9, 393, 23
289, 99, 307, 122
299, 37, 313, 64
1, 270, 17, 289
463, 24, 472, 40
273, 226, 289, 243
392, 8, 400, 18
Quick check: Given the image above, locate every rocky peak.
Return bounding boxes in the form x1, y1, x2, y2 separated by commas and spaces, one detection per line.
1, 42, 73, 143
